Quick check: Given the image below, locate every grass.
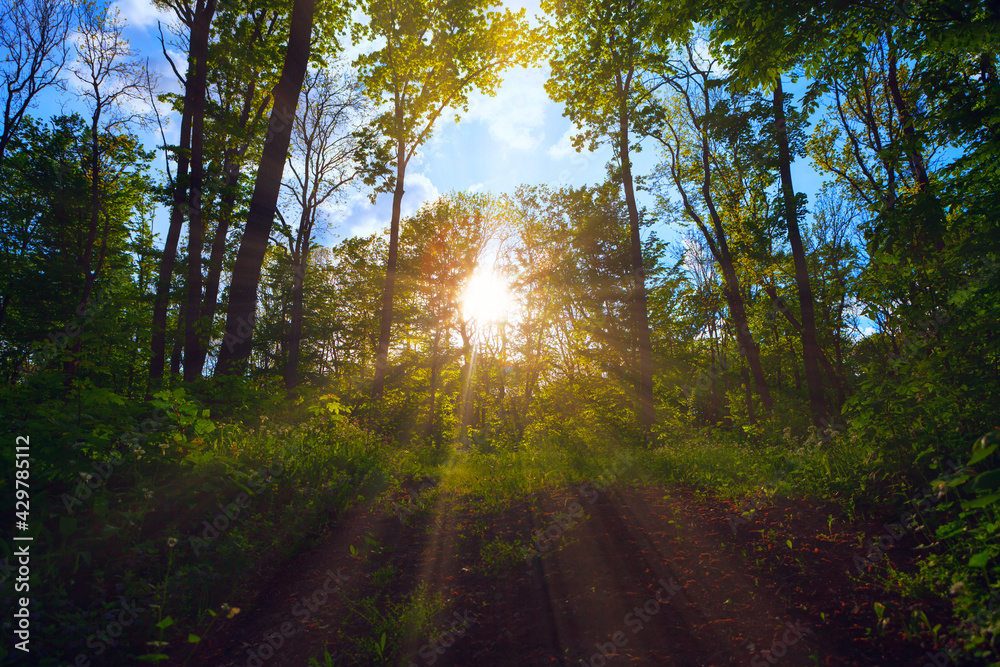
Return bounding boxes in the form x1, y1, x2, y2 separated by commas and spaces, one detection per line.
329, 582, 448, 666
636, 422, 890, 510
479, 536, 527, 575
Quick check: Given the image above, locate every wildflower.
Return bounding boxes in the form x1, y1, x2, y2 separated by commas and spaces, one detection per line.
221, 602, 241, 618
167, 537, 178, 548
143, 488, 153, 499
950, 581, 966, 596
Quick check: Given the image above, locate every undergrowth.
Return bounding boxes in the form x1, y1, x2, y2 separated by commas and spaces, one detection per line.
0, 390, 389, 665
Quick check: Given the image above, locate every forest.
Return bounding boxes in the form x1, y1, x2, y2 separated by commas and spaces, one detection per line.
1, 0, 998, 663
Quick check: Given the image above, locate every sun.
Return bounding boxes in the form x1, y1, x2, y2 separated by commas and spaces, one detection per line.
461, 268, 510, 324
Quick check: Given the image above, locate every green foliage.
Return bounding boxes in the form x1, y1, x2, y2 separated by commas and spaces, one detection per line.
904, 432, 1000, 661
0, 402, 386, 664
479, 536, 526, 575
333, 584, 447, 666
352, 0, 541, 160
0, 114, 154, 387
1, 0, 998, 661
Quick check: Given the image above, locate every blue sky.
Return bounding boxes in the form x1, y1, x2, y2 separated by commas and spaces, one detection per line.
35, 0, 827, 255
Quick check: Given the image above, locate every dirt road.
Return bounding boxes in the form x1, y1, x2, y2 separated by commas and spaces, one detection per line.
175, 481, 951, 666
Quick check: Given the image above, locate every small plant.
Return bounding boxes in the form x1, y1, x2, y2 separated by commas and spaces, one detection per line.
873, 601, 887, 635
371, 564, 396, 589
307, 648, 339, 666
480, 536, 525, 575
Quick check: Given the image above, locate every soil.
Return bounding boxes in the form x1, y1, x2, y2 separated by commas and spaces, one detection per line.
170, 480, 960, 667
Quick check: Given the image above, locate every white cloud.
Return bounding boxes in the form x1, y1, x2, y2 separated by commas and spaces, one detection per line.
341, 172, 441, 238
548, 124, 580, 160
546, 121, 611, 185
113, 0, 171, 30
467, 182, 484, 193
461, 65, 549, 152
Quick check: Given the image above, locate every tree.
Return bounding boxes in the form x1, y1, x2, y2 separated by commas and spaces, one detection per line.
0, 116, 152, 385
187, 0, 291, 378
504, 185, 570, 434
149, 0, 220, 386
653, 44, 774, 420
353, 0, 539, 398
277, 67, 382, 392
0, 117, 89, 376
772, 77, 827, 424
0, 0, 73, 168
398, 192, 500, 441
69, 4, 152, 378
73, 4, 151, 313
215, 0, 346, 375
544, 0, 674, 436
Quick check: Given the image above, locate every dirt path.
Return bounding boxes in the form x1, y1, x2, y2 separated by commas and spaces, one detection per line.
175, 480, 953, 667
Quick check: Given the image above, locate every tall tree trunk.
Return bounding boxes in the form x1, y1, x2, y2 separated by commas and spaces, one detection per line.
699, 134, 773, 415
215, 0, 316, 375
772, 324, 782, 390
665, 124, 773, 417
190, 160, 237, 376
285, 249, 307, 392
150, 71, 195, 388
64, 109, 107, 383
190, 78, 268, 377
618, 92, 655, 437
372, 141, 406, 397
170, 299, 186, 376
424, 328, 441, 438
182, 0, 218, 382
740, 357, 755, 425
885, 28, 946, 258
774, 77, 827, 425
149, 182, 188, 388
458, 323, 474, 443
709, 321, 721, 422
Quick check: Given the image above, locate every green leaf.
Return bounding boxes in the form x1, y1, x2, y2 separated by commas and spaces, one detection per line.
786, 539, 792, 549
155, 616, 175, 630
968, 444, 997, 466
969, 551, 990, 568
962, 493, 1000, 509
935, 521, 965, 540
136, 654, 170, 662
941, 473, 972, 487
188, 634, 201, 643
195, 418, 216, 435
